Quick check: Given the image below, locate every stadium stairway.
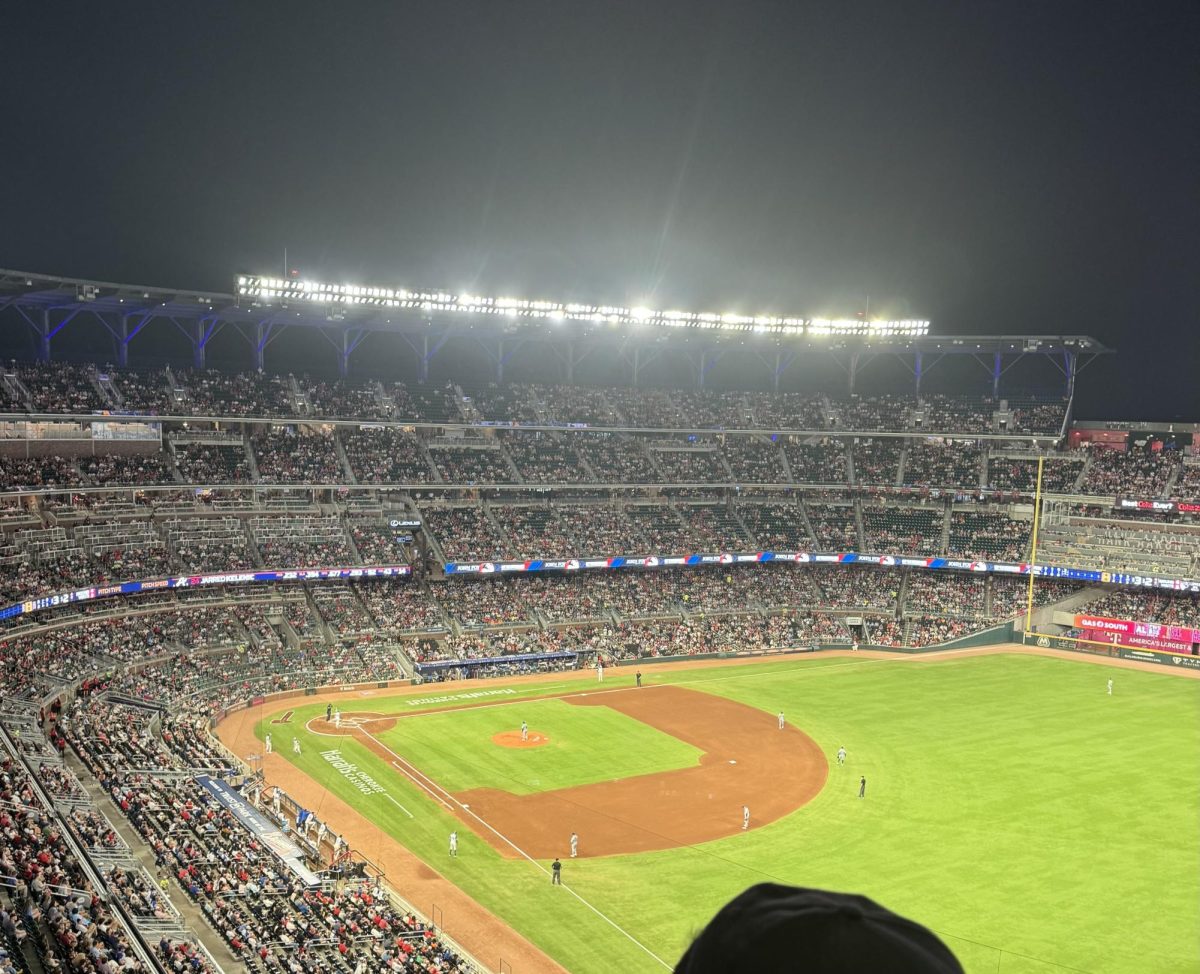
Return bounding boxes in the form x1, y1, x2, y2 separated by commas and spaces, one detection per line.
730, 505, 758, 547
575, 446, 602, 483
794, 498, 820, 546
1162, 463, 1182, 498
416, 439, 444, 484
778, 443, 797, 482
241, 431, 261, 483
643, 443, 669, 481
498, 442, 524, 484
1071, 453, 1093, 492
333, 432, 358, 484
61, 749, 243, 973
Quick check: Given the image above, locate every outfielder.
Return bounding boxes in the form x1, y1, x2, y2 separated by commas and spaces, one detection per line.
1106, 679, 1113, 695
449, 831, 458, 857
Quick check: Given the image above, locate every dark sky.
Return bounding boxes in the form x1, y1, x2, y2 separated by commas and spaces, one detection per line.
1, 1, 1196, 420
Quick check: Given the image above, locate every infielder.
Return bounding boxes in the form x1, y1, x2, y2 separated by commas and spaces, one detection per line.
742, 805, 750, 830
777, 711, 785, 730
292, 737, 301, 755
837, 745, 846, 765
570, 832, 578, 858
859, 776, 867, 799
449, 831, 458, 857
521, 720, 528, 742
596, 660, 604, 682
264, 733, 272, 754
333, 709, 341, 729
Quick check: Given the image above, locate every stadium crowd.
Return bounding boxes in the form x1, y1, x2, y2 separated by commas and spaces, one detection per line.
3, 364, 1072, 437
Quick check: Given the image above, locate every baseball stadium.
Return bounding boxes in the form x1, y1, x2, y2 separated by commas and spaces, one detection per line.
0, 269, 1195, 974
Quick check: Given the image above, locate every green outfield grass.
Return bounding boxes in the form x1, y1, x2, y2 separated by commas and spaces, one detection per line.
372, 696, 702, 794
259, 653, 1200, 974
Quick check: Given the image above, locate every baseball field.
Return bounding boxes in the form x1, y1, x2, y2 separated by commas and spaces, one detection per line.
218, 648, 1200, 974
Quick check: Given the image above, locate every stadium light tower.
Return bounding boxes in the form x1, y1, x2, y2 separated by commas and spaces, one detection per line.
234, 274, 930, 340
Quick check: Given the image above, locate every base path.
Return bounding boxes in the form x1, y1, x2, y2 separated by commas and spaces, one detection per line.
451, 684, 828, 859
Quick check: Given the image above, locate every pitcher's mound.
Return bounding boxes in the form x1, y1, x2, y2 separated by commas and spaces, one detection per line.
492, 730, 549, 749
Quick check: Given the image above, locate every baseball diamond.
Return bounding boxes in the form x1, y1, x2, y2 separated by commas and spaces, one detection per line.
217, 647, 1200, 974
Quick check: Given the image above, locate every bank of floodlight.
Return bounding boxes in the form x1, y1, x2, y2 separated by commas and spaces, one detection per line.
235, 275, 930, 338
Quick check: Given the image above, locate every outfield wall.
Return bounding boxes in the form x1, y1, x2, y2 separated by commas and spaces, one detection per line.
1023, 631, 1200, 670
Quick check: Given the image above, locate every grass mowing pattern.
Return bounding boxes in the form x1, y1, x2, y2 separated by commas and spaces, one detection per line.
259, 654, 1200, 974
373, 697, 703, 794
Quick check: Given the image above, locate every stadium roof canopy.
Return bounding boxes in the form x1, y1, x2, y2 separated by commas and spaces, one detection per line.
0, 267, 1112, 394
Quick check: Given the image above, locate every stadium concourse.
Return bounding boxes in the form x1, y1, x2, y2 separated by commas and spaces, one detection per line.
0, 355, 1197, 974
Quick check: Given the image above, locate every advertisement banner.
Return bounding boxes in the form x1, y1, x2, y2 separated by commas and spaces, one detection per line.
1074, 614, 1200, 655
1115, 647, 1200, 670
0, 563, 412, 622
1116, 497, 1200, 514
439, 551, 1199, 593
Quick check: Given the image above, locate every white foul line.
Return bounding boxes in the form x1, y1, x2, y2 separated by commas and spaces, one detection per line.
390, 759, 454, 810
360, 728, 671, 970
382, 792, 414, 818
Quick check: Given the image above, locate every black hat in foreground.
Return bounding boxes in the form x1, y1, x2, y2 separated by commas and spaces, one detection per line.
675, 884, 964, 973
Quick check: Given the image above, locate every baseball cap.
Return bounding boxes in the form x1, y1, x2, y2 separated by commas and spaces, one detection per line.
675, 884, 964, 973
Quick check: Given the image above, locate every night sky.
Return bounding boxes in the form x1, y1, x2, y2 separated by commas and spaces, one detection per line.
1, 2, 1196, 420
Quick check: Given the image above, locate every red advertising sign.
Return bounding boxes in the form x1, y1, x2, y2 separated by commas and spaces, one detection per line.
1074, 614, 1200, 654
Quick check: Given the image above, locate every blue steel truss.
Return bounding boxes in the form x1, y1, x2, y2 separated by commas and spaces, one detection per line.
0, 268, 1112, 394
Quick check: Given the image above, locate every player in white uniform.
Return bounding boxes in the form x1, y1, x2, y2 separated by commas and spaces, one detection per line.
837, 745, 846, 765
521, 720, 528, 742
1106, 679, 1113, 695
333, 709, 341, 729
596, 660, 604, 682
777, 711, 785, 730
570, 832, 578, 858
292, 737, 301, 754
742, 805, 750, 830
264, 733, 272, 754
449, 831, 458, 857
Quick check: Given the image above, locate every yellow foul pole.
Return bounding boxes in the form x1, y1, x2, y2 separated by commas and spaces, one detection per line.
1024, 455, 1045, 635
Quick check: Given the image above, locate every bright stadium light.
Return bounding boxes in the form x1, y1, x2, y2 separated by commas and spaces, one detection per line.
234, 274, 930, 338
